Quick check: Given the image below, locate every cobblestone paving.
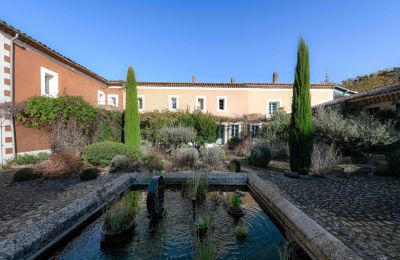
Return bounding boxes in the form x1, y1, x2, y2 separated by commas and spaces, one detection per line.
254, 167, 400, 259
0, 170, 118, 240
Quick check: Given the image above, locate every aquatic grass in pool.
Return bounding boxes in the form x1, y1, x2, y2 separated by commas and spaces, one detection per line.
234, 223, 249, 240
229, 193, 242, 212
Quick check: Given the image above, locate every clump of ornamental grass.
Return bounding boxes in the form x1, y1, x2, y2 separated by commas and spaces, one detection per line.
104, 191, 140, 232
234, 223, 249, 240
229, 193, 243, 213
196, 176, 207, 201
195, 216, 212, 230
195, 238, 217, 260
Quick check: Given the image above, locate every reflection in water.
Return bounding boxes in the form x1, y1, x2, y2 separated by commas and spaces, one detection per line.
54, 190, 286, 259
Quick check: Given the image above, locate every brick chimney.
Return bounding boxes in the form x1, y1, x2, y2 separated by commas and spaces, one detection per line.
192, 75, 196, 83
230, 77, 236, 83
273, 72, 279, 83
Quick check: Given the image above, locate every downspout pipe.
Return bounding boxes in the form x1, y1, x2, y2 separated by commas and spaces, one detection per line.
9, 33, 19, 159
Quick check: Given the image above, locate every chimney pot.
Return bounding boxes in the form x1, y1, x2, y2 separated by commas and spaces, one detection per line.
192, 75, 196, 83
273, 72, 279, 83
230, 77, 236, 83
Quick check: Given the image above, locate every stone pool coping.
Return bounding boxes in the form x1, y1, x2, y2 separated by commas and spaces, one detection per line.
0, 172, 361, 260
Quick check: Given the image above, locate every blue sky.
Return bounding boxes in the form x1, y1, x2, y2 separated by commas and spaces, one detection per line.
2, 1, 399, 83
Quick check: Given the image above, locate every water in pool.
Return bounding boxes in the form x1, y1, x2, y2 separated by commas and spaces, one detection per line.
53, 189, 286, 259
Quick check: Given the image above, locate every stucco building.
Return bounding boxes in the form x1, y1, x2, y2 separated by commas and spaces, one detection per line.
0, 20, 354, 163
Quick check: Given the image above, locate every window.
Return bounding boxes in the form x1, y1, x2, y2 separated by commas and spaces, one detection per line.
168, 95, 179, 111
231, 125, 239, 138
396, 103, 400, 116
40, 67, 58, 97
196, 96, 206, 112
97, 90, 106, 105
251, 125, 260, 138
138, 95, 145, 111
108, 94, 119, 107
217, 96, 227, 112
366, 107, 379, 115
268, 101, 280, 116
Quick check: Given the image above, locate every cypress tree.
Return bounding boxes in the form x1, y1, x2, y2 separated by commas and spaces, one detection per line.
289, 37, 314, 174
124, 66, 141, 158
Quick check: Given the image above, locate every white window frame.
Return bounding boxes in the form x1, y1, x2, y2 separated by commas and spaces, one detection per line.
40, 67, 58, 97
267, 99, 281, 118
195, 96, 206, 112
107, 94, 119, 107
138, 95, 145, 111
97, 90, 106, 105
217, 96, 227, 112
168, 95, 179, 111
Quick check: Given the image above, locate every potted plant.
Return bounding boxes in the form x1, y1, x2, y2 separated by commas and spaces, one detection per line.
228, 193, 245, 218
101, 191, 140, 248
195, 217, 212, 238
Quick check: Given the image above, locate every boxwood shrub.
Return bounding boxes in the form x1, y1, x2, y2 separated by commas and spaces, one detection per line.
83, 141, 128, 166
249, 145, 271, 167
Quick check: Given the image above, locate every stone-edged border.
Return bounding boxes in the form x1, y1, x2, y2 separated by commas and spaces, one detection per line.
0, 172, 361, 260
0, 174, 131, 260
248, 174, 361, 260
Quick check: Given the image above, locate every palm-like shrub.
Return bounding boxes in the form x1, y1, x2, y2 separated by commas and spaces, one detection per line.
289, 37, 314, 174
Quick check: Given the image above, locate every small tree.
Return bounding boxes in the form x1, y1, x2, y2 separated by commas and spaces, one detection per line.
289, 37, 314, 174
124, 66, 141, 158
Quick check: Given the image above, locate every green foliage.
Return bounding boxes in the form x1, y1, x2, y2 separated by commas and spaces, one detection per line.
109, 155, 129, 173
97, 109, 123, 143
104, 191, 140, 232
342, 67, 400, 92
141, 154, 164, 173
7, 152, 48, 166
228, 160, 241, 172
249, 145, 271, 167
124, 66, 141, 158
79, 168, 100, 181
196, 176, 207, 201
83, 141, 128, 166
260, 110, 290, 141
195, 216, 212, 229
176, 111, 218, 145
13, 168, 42, 182
388, 149, 400, 176
17, 95, 98, 134
289, 37, 314, 174
159, 126, 197, 150
229, 193, 242, 213
234, 223, 249, 240
195, 239, 216, 260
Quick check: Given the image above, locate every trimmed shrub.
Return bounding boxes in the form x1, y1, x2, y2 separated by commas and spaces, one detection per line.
228, 160, 241, 172
249, 144, 271, 167
388, 149, 400, 176
176, 111, 218, 145
289, 37, 314, 174
159, 126, 196, 150
260, 109, 290, 141
110, 155, 129, 173
124, 66, 141, 158
80, 168, 100, 181
141, 154, 164, 173
172, 147, 199, 169
13, 168, 42, 182
83, 141, 128, 166
201, 146, 225, 169
310, 143, 342, 176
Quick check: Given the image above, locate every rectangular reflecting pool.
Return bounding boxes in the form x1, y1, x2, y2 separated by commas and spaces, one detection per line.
52, 188, 289, 259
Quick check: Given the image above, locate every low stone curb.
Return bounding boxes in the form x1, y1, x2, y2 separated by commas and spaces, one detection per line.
0, 174, 131, 260
248, 174, 362, 260
0, 172, 362, 260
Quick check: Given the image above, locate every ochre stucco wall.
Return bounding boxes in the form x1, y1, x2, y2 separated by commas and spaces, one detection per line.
13, 44, 109, 153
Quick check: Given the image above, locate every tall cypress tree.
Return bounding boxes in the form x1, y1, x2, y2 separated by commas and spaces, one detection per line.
124, 66, 141, 158
289, 37, 314, 174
